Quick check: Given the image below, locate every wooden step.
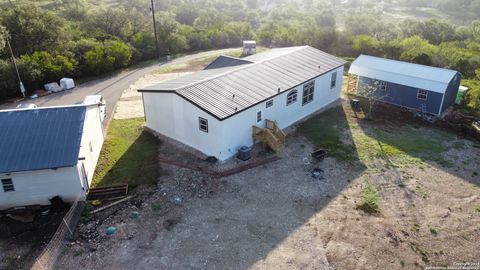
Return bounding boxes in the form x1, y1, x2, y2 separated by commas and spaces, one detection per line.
87, 184, 129, 201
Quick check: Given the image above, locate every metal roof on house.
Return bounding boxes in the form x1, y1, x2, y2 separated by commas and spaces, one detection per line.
139, 46, 346, 120
204, 55, 253, 70
0, 106, 86, 174
349, 55, 459, 94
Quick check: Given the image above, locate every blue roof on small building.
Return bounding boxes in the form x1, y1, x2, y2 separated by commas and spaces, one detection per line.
0, 106, 87, 174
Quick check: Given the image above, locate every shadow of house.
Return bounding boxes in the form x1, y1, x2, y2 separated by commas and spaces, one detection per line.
109, 104, 367, 270
93, 130, 160, 188
352, 98, 480, 187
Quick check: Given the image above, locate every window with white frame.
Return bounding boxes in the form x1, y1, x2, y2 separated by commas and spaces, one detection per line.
330, 72, 337, 89
286, 90, 297, 106
379, 81, 387, 91
266, 99, 273, 108
256, 111, 262, 122
2, 178, 14, 192
302, 81, 315, 105
199, 117, 208, 133
417, 89, 428, 100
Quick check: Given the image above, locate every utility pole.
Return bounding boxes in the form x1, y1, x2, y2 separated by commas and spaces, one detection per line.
150, 0, 160, 59
6, 33, 25, 98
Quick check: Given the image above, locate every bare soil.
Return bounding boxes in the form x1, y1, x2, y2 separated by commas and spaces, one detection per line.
114, 72, 192, 119
57, 101, 480, 270
0, 211, 67, 270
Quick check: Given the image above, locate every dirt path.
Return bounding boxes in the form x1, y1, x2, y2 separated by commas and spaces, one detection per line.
57, 105, 480, 269
114, 72, 191, 119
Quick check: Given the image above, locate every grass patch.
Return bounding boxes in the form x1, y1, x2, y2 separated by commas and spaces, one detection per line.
414, 184, 428, 199
92, 118, 159, 187
359, 125, 454, 167
299, 106, 357, 160
356, 182, 381, 214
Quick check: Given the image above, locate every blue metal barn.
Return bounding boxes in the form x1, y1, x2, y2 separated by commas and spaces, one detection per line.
349, 55, 461, 116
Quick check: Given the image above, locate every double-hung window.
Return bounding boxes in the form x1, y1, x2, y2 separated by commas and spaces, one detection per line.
379, 81, 387, 91
302, 81, 315, 105
417, 89, 428, 100
2, 179, 14, 192
199, 117, 208, 133
330, 72, 337, 89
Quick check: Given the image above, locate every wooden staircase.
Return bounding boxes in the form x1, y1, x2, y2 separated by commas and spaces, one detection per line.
252, 119, 286, 152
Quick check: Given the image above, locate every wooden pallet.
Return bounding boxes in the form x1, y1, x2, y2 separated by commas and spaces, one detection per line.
346, 74, 358, 93
87, 184, 129, 201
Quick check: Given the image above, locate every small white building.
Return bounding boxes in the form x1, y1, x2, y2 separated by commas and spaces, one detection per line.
0, 104, 105, 211
243, 40, 256, 55
139, 46, 346, 161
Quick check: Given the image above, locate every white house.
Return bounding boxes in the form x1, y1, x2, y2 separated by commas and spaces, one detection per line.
0, 104, 105, 211
139, 46, 346, 161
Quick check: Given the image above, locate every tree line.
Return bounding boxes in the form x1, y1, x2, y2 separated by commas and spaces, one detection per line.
0, 0, 479, 102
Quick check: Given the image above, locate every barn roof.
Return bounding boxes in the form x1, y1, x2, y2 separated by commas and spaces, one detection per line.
139, 46, 346, 120
0, 106, 86, 174
348, 55, 459, 94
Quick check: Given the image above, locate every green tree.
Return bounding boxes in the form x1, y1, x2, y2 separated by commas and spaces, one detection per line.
21, 51, 77, 82
0, 58, 39, 100
0, 25, 6, 52
156, 12, 188, 54
1, 3, 65, 55
352, 35, 379, 55
84, 40, 132, 74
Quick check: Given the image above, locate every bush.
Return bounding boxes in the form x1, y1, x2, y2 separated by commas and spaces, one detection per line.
0, 59, 40, 100
84, 40, 132, 75
357, 182, 381, 214
21, 51, 77, 83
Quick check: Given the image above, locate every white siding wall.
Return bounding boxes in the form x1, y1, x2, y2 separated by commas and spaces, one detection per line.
220, 67, 344, 160
143, 92, 224, 158
142, 67, 344, 161
0, 167, 82, 210
77, 105, 105, 186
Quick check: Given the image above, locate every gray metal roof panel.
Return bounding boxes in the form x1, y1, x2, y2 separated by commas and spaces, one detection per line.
0, 106, 86, 174
204, 55, 253, 70
140, 46, 346, 119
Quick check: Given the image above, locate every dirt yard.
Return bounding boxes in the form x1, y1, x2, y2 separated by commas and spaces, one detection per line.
114, 72, 192, 119
57, 99, 480, 270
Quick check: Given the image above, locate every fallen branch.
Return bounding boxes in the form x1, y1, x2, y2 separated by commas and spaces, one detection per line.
90, 196, 132, 215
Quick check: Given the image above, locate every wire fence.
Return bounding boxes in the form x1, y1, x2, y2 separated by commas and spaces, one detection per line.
31, 193, 86, 270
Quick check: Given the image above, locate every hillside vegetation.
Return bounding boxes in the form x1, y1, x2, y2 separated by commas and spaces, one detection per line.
0, 0, 479, 113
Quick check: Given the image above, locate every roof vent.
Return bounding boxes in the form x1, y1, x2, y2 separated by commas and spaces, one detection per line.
232, 94, 235, 100
277, 87, 281, 93
235, 107, 238, 111
318, 65, 321, 69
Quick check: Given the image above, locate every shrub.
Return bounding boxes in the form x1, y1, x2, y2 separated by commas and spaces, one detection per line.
84, 40, 132, 75
357, 182, 381, 214
0, 58, 40, 100
21, 51, 77, 83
